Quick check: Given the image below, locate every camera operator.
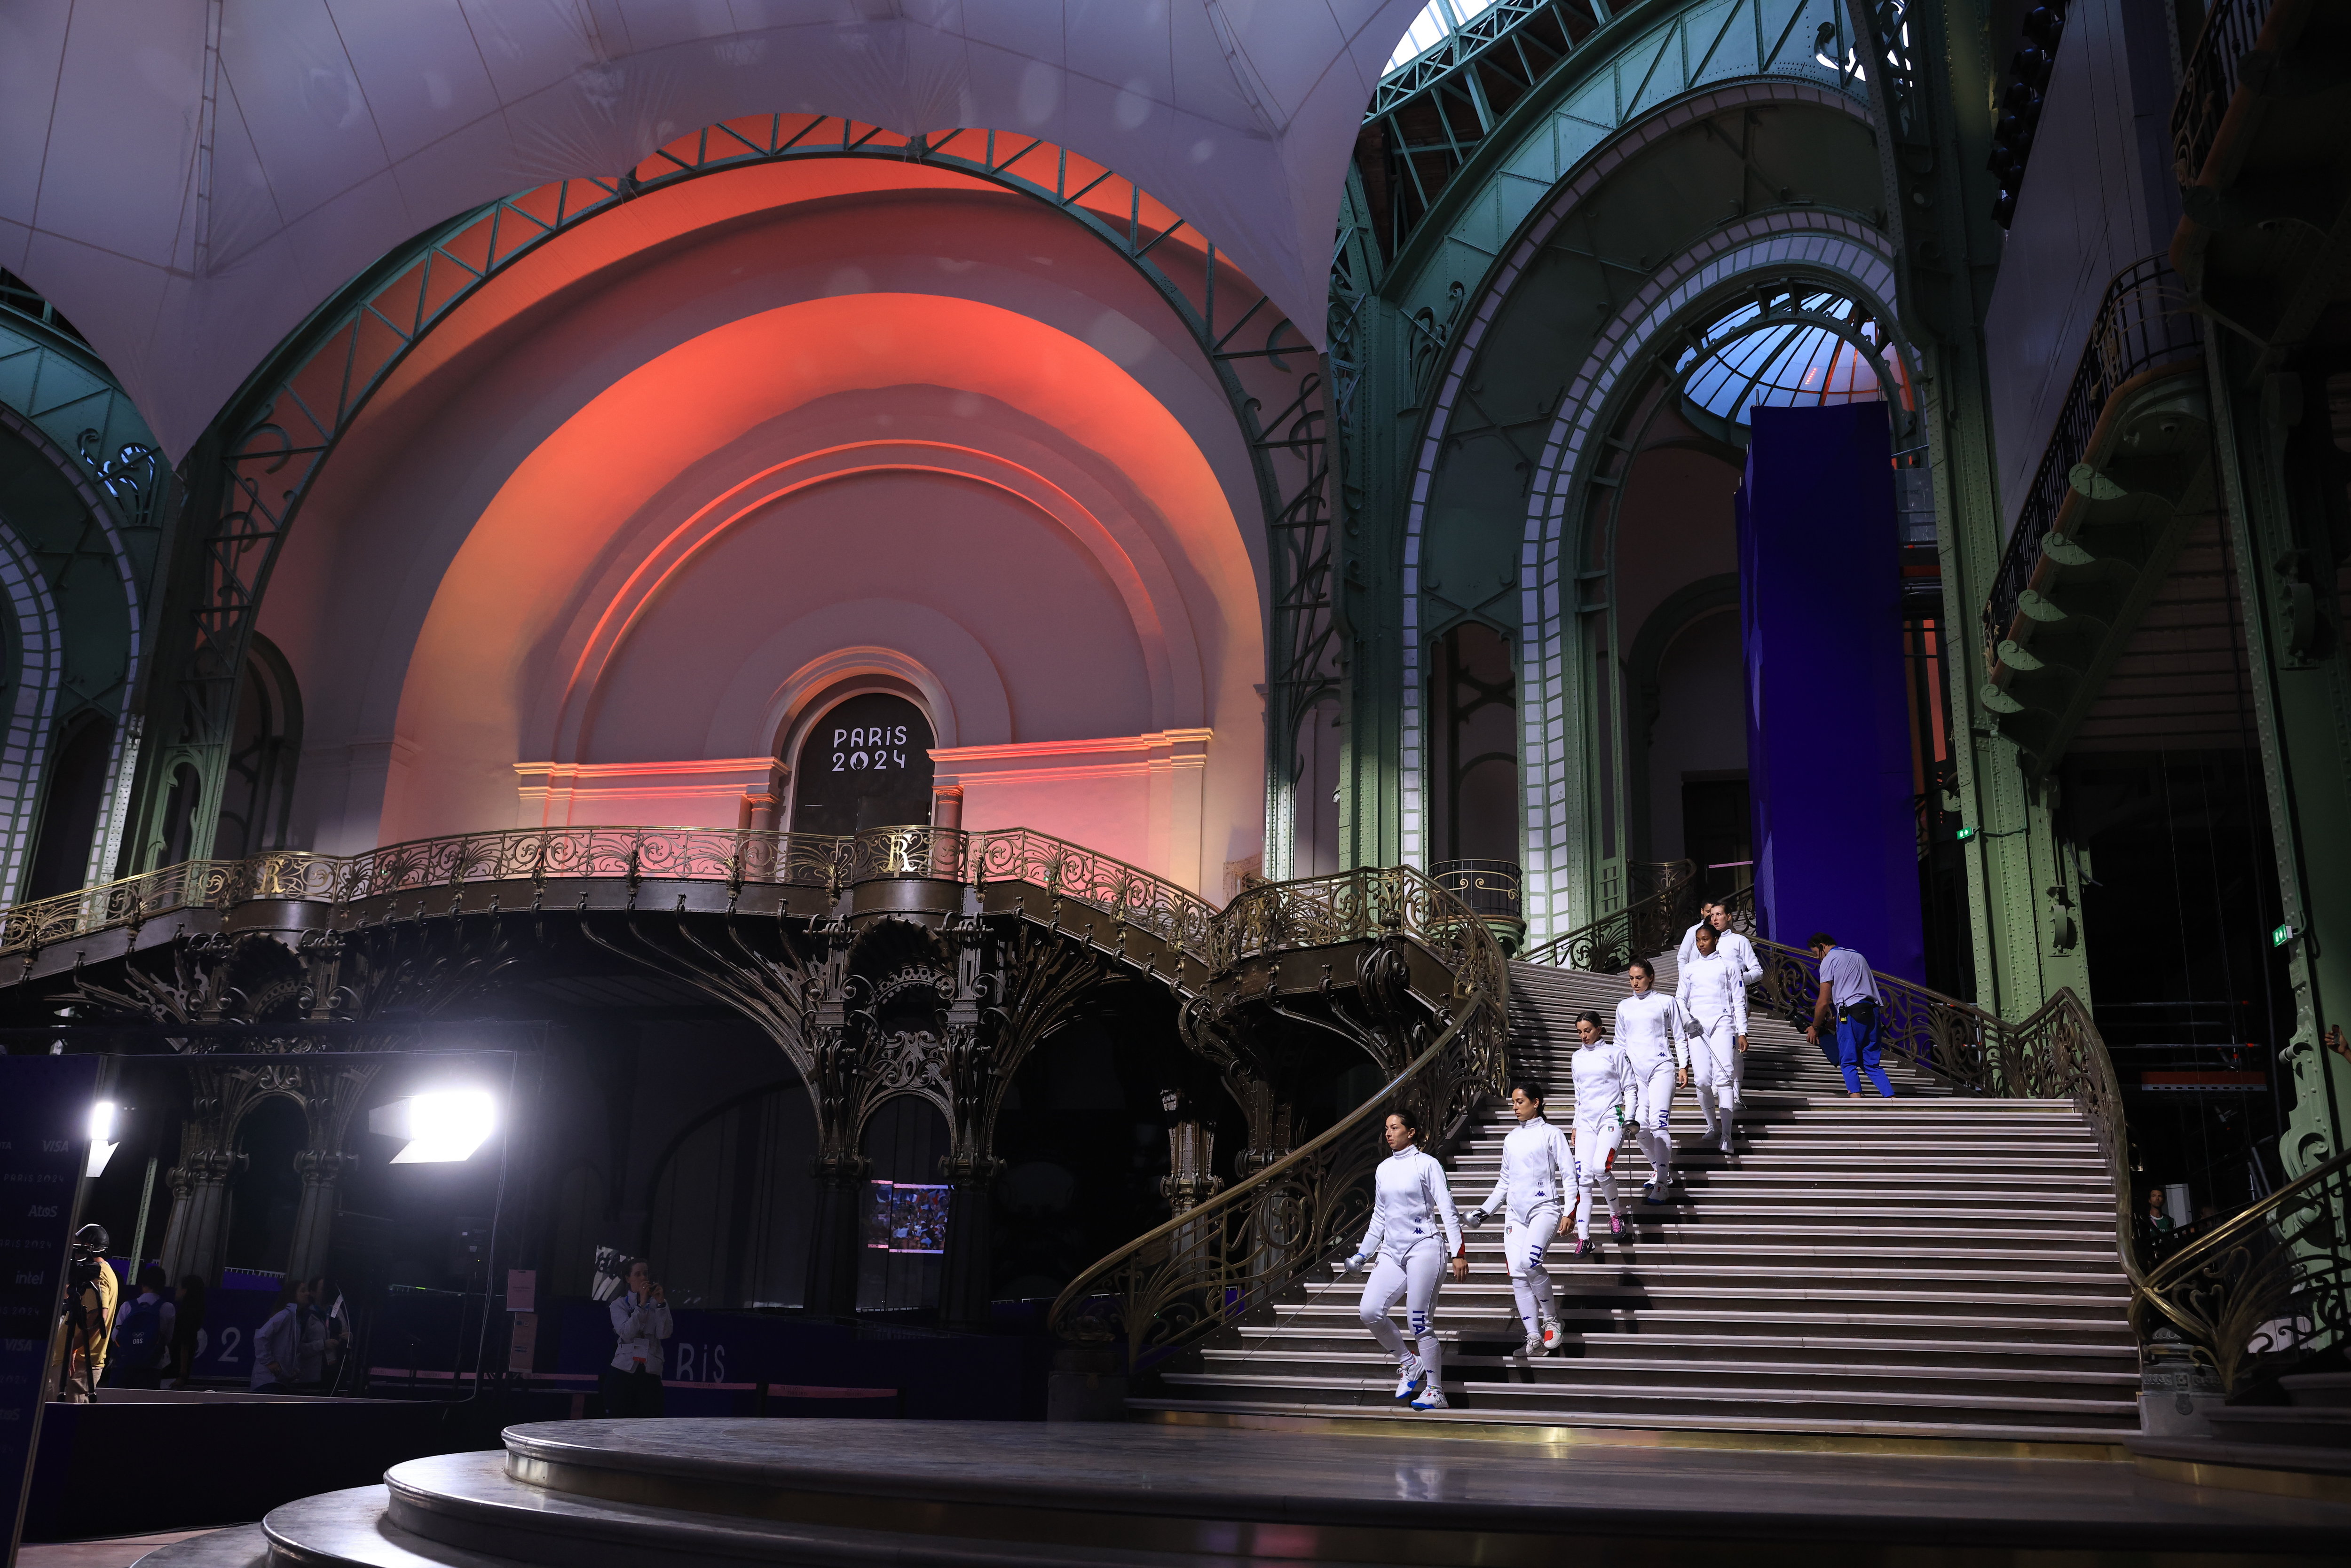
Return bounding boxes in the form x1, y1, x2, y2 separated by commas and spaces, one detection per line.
54, 1224, 118, 1403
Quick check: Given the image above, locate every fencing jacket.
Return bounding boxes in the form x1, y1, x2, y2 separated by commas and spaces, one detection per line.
1354, 1145, 1465, 1263
1676, 948, 1751, 1032
1570, 1039, 1633, 1125
1615, 989, 1695, 1072
1476, 1118, 1576, 1223
1678, 923, 1764, 983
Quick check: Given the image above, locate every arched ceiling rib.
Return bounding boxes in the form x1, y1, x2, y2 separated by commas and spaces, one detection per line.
1, 0, 1431, 459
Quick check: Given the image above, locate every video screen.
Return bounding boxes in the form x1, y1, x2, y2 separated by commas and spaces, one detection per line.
862, 1179, 950, 1254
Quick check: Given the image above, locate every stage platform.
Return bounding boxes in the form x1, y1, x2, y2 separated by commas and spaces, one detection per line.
133, 1417, 2351, 1567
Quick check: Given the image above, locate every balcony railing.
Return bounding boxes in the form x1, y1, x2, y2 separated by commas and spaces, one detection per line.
1980, 257, 2201, 670
2171, 0, 2275, 186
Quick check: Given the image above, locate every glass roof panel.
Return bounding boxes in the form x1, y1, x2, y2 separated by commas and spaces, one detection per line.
1384, 0, 1501, 74
1679, 292, 1911, 427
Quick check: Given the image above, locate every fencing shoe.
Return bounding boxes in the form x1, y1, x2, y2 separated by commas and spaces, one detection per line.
1540, 1318, 1564, 1352
1574, 1237, 1597, 1259
1609, 1212, 1627, 1237
1393, 1357, 1425, 1402
1411, 1385, 1450, 1412
1520, 1332, 1545, 1359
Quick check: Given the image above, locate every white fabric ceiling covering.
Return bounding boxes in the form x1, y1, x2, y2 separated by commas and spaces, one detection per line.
3, 0, 1422, 458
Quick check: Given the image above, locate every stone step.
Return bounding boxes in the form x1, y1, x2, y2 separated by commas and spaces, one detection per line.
1224, 1328, 2138, 1371
1153, 1371, 2141, 1429
1128, 1395, 2141, 1446
1252, 1302, 2134, 1341
1182, 1350, 2142, 1402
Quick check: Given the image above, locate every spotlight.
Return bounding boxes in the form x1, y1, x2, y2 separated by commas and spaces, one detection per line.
86, 1100, 118, 1178
371, 1090, 497, 1163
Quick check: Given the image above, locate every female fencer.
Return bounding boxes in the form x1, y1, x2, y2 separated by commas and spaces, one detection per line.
1333, 1107, 1467, 1411
1676, 921, 1751, 1155
1464, 1079, 1573, 1358
1613, 957, 1695, 1203
1569, 1010, 1631, 1253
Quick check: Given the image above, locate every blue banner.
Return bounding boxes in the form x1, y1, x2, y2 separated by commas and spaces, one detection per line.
1, 1054, 101, 1567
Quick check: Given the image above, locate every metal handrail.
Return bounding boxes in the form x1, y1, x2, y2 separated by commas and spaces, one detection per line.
2132, 1142, 2351, 1393
1980, 256, 2202, 671
1046, 864, 1508, 1364
1517, 859, 1698, 970
0, 824, 1223, 963
2171, 0, 2276, 187
1048, 976, 1508, 1366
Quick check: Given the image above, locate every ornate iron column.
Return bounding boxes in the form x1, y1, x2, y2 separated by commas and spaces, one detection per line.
156, 1145, 240, 1288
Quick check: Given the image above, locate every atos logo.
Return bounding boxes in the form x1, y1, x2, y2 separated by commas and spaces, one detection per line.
26, 1205, 56, 1218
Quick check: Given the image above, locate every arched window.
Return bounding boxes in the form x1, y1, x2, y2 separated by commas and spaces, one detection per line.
225, 1097, 306, 1274
646, 1086, 817, 1310
1429, 622, 1517, 865
789, 693, 935, 835
25, 709, 109, 898
215, 637, 301, 860
857, 1096, 948, 1314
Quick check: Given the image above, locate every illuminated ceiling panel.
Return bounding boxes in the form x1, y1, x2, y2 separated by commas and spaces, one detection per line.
0, 1, 1430, 458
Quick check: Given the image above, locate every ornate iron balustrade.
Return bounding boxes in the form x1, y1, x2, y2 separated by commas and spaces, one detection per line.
0, 825, 1218, 963
1207, 865, 1508, 1011
966, 829, 1221, 955
2171, 0, 2275, 187
1517, 859, 1697, 971
1980, 257, 2202, 671
0, 859, 235, 955
1047, 873, 1509, 1366
1428, 859, 1522, 923
2133, 1143, 2351, 1395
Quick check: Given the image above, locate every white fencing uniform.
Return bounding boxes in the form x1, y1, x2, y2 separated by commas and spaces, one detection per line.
1614, 988, 1694, 1186
1473, 1118, 1574, 1343
1677, 947, 1751, 1149
1569, 1040, 1632, 1237
1347, 1146, 1464, 1393
1677, 922, 1764, 984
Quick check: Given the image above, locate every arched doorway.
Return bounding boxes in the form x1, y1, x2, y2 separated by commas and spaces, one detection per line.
789, 693, 936, 835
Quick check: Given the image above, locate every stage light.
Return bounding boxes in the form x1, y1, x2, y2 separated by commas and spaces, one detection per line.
371, 1090, 497, 1163
85, 1100, 118, 1178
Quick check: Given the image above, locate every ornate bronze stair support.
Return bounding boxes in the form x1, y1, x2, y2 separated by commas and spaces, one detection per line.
1048, 867, 1507, 1370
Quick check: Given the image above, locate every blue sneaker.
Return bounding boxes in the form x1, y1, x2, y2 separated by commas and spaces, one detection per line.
1392, 1357, 1424, 1402
1411, 1385, 1450, 1411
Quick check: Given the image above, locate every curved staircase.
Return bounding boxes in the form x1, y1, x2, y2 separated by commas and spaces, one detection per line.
1132, 957, 2142, 1441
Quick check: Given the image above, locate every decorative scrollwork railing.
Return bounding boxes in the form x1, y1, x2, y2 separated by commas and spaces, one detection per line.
2133, 1144, 2351, 1395
1206, 865, 1507, 1009
1045, 868, 1507, 1365
1517, 859, 1697, 971
0, 824, 1218, 963
1980, 256, 2201, 671
2171, 0, 2274, 189
965, 829, 1220, 955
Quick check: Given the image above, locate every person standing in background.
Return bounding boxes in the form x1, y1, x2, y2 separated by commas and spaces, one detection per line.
605, 1258, 672, 1416
166, 1275, 206, 1389
1806, 932, 1894, 1099
108, 1264, 176, 1388
251, 1281, 305, 1394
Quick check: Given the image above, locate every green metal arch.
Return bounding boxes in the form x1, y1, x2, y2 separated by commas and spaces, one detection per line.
142, 121, 1333, 877
1378, 0, 1872, 327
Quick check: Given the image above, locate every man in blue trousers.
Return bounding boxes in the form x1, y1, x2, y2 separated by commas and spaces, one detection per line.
1804, 931, 1894, 1098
